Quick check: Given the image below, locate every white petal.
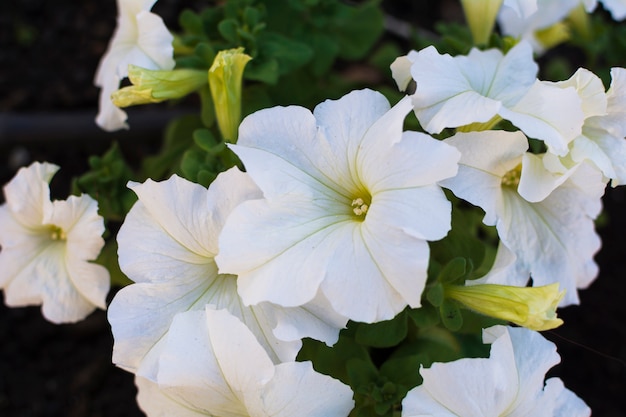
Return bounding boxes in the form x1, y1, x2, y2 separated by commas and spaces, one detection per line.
548, 378, 592, 417
441, 130, 528, 226
601, 0, 626, 20
136, 376, 206, 417
390, 52, 417, 92
156, 309, 265, 417
553, 68, 607, 119
502, 81, 584, 155
135, 11, 175, 70
518, 152, 575, 203
270, 290, 347, 346
245, 361, 354, 417
2, 162, 57, 227
218, 197, 348, 307
359, 130, 460, 193
360, 220, 430, 309
498, 164, 603, 306
318, 222, 409, 323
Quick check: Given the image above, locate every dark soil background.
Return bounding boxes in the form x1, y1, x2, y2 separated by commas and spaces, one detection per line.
0, 1, 624, 416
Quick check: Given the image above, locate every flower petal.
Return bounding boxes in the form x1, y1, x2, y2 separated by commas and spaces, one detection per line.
246, 361, 354, 417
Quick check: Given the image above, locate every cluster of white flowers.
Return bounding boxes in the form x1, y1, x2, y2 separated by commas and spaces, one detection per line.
3, 0, 626, 415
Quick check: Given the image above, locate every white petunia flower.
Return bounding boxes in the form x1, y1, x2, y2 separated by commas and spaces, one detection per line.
406, 41, 584, 155
216, 89, 460, 323
440, 131, 605, 306
136, 307, 355, 417
525, 67, 626, 194
0, 162, 110, 323
108, 168, 347, 381
402, 325, 591, 417
94, 0, 175, 131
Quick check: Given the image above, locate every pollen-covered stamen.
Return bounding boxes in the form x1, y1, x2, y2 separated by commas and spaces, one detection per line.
351, 197, 369, 216
502, 163, 522, 189
49, 225, 67, 241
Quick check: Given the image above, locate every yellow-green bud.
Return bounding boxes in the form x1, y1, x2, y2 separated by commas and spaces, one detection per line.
535, 22, 571, 51
460, 0, 504, 46
208, 47, 252, 143
444, 282, 565, 331
112, 65, 207, 107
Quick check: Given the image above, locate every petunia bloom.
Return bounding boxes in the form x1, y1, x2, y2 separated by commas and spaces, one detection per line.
541, 67, 626, 188
440, 130, 605, 306
94, 0, 175, 131
216, 89, 461, 323
402, 325, 591, 417
136, 307, 355, 417
0, 162, 110, 323
108, 168, 347, 381
403, 41, 584, 155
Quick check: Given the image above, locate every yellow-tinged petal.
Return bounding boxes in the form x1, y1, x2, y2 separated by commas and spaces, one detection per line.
444, 282, 565, 330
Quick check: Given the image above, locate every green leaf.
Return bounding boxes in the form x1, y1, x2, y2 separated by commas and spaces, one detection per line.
244, 57, 280, 84
426, 283, 444, 307
142, 115, 202, 180
407, 304, 440, 329
440, 299, 463, 331
334, 2, 384, 60
347, 358, 378, 394
379, 355, 424, 390
218, 18, 239, 43
179, 9, 204, 36
193, 128, 219, 152
96, 240, 132, 288
297, 332, 370, 385
257, 32, 314, 75
355, 311, 408, 348
437, 257, 467, 284
199, 84, 215, 128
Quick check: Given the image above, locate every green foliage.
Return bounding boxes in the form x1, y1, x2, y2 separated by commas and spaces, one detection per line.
72, 142, 136, 222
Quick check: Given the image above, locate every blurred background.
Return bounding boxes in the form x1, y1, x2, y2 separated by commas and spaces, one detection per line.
0, 1, 624, 416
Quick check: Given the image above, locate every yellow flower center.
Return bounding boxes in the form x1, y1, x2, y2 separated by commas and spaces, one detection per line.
351, 195, 374, 219
501, 163, 522, 189
49, 225, 67, 241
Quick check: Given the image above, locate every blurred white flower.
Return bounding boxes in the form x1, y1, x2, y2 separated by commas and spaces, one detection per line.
216, 89, 460, 323
0, 162, 109, 323
94, 0, 175, 131
405, 42, 584, 155
440, 131, 605, 306
136, 307, 355, 417
108, 168, 347, 382
402, 325, 591, 417
498, 0, 586, 53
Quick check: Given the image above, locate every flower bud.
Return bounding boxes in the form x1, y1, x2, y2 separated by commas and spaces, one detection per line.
112, 65, 207, 107
444, 282, 565, 331
208, 47, 252, 143
460, 0, 504, 45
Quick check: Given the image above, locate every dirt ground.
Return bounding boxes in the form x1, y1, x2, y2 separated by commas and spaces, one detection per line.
0, 1, 624, 416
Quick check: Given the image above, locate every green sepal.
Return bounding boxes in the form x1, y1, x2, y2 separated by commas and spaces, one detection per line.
440, 299, 463, 331
437, 257, 468, 285
426, 282, 444, 307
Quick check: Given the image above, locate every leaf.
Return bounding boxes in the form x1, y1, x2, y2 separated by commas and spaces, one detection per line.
333, 2, 384, 60
354, 311, 408, 348
407, 304, 440, 328
347, 358, 378, 395
257, 32, 314, 75
218, 18, 239, 43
